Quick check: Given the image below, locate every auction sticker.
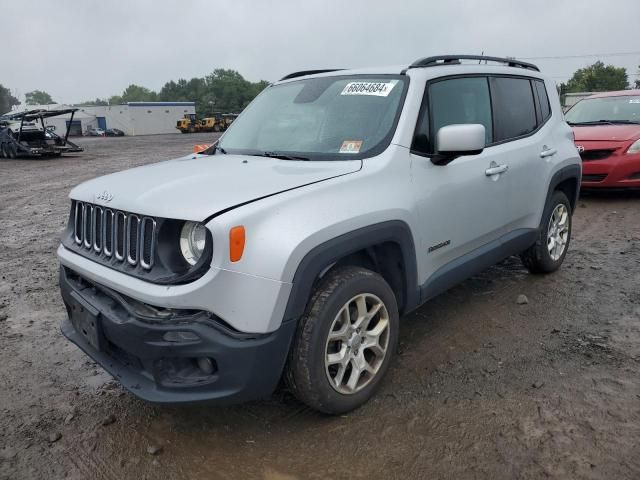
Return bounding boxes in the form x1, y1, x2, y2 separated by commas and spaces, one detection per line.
339, 140, 363, 154
341, 80, 398, 97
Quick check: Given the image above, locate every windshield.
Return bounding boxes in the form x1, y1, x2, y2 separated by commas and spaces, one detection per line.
217, 75, 408, 160
565, 95, 640, 124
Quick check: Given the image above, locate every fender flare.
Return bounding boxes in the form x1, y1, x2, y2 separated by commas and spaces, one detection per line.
282, 220, 419, 323
545, 164, 581, 213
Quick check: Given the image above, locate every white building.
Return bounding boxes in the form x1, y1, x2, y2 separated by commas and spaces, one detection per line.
5, 102, 196, 136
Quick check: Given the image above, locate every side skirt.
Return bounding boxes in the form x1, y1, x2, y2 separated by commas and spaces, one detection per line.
419, 228, 538, 303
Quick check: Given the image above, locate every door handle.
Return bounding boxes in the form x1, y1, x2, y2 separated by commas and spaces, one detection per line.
485, 164, 508, 176
540, 146, 557, 158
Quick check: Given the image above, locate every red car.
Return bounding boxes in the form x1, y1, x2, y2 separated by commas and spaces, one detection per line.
566, 89, 640, 189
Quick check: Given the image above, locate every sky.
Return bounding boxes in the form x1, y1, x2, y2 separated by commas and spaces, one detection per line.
3, 0, 640, 104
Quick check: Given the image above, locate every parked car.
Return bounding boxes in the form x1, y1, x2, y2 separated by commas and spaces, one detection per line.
87, 127, 105, 137
57, 55, 581, 414
565, 89, 640, 189
105, 128, 125, 137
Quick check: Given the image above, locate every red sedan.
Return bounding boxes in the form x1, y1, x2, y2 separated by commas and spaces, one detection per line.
566, 90, 640, 189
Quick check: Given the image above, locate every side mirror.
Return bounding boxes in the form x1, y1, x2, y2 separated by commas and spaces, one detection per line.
433, 124, 485, 165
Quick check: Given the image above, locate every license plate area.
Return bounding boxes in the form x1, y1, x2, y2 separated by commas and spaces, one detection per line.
70, 291, 104, 351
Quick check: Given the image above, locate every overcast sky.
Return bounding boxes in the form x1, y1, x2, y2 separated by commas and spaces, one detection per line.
4, 0, 640, 104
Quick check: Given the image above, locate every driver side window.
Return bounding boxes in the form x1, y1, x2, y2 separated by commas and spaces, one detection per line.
412, 76, 493, 155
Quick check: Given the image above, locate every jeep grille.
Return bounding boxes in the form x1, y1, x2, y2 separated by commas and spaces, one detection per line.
73, 201, 156, 270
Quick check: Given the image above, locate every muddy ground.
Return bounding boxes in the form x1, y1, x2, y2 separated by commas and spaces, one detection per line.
0, 134, 639, 480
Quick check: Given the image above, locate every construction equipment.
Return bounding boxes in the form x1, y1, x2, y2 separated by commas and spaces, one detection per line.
0, 109, 83, 159
176, 113, 198, 133
176, 112, 238, 134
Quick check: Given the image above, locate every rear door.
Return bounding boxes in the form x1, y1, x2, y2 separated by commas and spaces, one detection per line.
410, 76, 510, 285
487, 76, 553, 231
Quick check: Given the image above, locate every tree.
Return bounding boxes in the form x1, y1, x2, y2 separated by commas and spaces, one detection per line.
563, 61, 629, 93
120, 84, 157, 103
156, 70, 269, 115
0, 84, 19, 114
77, 98, 108, 106
635, 66, 640, 89
108, 95, 123, 105
25, 90, 55, 105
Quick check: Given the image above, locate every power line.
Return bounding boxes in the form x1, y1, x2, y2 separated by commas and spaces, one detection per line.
549, 73, 640, 78
520, 51, 640, 60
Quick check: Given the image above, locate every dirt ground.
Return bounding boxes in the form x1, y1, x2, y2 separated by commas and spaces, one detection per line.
0, 133, 639, 480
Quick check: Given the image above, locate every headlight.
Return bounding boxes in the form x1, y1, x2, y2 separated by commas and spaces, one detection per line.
627, 139, 640, 154
179, 221, 208, 265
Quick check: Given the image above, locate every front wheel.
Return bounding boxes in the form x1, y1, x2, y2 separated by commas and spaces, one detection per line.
285, 266, 399, 414
520, 190, 572, 274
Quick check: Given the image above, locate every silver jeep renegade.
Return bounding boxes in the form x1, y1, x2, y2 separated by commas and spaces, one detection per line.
58, 55, 581, 414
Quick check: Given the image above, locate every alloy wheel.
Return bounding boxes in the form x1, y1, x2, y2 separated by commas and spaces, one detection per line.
547, 203, 569, 261
324, 293, 390, 394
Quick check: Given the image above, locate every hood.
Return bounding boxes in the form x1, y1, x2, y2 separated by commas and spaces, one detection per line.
572, 124, 640, 142
70, 154, 362, 221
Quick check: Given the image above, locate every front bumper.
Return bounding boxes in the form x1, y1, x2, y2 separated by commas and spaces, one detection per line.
581, 152, 640, 189
59, 267, 296, 404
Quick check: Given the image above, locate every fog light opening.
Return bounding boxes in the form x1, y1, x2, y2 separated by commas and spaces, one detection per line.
197, 357, 215, 375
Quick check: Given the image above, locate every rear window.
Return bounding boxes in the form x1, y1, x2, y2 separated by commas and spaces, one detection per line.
490, 77, 538, 142
534, 80, 551, 122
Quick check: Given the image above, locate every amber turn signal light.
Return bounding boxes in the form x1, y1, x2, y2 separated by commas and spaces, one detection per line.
229, 226, 246, 262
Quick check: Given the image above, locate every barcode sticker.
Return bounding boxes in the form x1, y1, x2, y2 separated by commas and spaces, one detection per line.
341, 80, 398, 97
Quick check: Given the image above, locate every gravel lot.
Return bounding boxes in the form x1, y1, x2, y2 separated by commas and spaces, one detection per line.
1, 134, 639, 480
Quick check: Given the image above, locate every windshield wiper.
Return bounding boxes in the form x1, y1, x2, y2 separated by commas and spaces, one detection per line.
212, 144, 227, 154
605, 119, 640, 124
251, 151, 310, 161
568, 120, 614, 126
568, 119, 640, 126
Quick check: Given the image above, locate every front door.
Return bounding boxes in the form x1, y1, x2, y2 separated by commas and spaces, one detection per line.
410, 76, 510, 291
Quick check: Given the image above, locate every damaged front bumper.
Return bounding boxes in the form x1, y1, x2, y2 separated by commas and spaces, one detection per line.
59, 267, 296, 404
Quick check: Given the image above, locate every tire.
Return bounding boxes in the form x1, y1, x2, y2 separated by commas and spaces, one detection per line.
213, 124, 221, 132
0, 143, 6, 158
520, 190, 572, 274
7, 143, 16, 159
285, 266, 399, 414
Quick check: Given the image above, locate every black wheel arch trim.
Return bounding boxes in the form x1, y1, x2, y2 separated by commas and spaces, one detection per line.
546, 164, 581, 213
282, 220, 419, 323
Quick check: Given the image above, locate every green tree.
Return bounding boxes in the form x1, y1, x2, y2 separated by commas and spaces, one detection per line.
25, 90, 55, 105
0, 84, 19, 114
156, 70, 269, 115
120, 84, 157, 103
635, 65, 640, 89
563, 61, 629, 93
77, 98, 108, 106
108, 95, 123, 105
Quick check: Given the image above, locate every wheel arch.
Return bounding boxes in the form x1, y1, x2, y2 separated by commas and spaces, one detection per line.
546, 164, 581, 213
282, 221, 419, 323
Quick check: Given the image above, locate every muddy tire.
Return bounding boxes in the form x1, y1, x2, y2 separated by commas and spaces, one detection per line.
285, 266, 399, 414
520, 190, 572, 274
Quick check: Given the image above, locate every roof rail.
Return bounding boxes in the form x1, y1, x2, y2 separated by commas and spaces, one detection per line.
406, 55, 539, 72
279, 69, 344, 81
